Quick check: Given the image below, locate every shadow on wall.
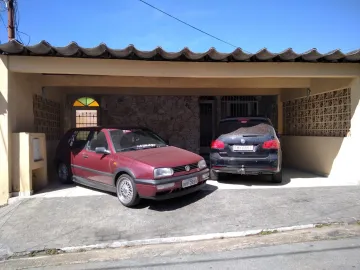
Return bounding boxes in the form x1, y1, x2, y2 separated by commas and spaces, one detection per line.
0, 92, 8, 159
281, 136, 354, 180
0, 92, 6, 115
0, 92, 8, 157
0, 93, 9, 199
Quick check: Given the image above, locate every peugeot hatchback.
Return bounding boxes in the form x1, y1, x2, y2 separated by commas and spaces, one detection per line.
210, 117, 282, 183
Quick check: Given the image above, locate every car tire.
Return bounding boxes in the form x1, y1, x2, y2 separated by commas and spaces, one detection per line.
271, 171, 283, 183
57, 162, 73, 184
210, 169, 225, 181
116, 174, 140, 207
210, 169, 218, 180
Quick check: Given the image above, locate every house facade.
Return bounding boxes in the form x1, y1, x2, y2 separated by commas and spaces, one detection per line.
0, 40, 360, 205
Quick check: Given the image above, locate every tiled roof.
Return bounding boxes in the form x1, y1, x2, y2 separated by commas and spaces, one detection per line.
0, 40, 359, 63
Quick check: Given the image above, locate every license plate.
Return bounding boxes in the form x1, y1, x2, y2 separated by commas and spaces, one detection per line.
233, 145, 254, 151
182, 177, 198, 188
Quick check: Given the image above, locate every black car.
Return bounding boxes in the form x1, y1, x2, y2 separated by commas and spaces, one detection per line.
209, 117, 282, 183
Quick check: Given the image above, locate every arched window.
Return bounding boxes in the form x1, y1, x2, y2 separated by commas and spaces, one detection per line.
72, 97, 99, 128
73, 97, 99, 107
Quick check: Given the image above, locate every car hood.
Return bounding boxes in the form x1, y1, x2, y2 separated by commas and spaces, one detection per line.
117, 146, 202, 168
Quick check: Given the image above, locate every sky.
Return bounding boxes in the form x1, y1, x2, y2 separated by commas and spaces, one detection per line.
0, 0, 359, 53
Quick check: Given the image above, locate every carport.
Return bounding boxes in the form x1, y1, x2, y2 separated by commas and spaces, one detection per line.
1, 40, 360, 205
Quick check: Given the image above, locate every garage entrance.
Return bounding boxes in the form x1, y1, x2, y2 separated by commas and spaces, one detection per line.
199, 95, 278, 159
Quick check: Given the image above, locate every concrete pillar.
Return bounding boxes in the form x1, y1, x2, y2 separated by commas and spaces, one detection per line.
350, 77, 360, 139
277, 95, 283, 135
0, 56, 10, 205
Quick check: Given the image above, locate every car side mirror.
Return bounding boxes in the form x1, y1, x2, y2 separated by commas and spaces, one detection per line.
95, 147, 111, 155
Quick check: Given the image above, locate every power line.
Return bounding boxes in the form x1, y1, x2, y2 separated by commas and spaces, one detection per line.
13, 0, 30, 44
138, 0, 237, 48
0, 13, 6, 29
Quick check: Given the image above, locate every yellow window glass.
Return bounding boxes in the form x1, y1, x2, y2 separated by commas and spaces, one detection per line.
73, 100, 85, 106
88, 100, 99, 107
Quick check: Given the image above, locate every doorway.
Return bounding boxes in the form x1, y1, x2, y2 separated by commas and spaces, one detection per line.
199, 97, 216, 159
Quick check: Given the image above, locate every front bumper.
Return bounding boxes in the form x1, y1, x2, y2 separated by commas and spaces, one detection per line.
135, 168, 210, 200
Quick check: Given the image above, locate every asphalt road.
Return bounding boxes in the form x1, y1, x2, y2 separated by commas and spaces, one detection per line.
17, 237, 360, 270
2, 225, 360, 269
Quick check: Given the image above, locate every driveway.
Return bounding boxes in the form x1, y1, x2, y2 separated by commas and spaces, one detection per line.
14, 168, 360, 199
1, 181, 360, 257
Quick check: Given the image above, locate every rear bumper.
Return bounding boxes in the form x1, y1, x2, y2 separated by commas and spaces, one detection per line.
134, 168, 210, 200
210, 154, 281, 175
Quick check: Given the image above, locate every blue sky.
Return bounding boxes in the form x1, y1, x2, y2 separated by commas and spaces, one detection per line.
0, 0, 359, 53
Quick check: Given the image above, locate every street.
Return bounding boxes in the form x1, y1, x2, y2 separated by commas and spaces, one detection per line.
43, 237, 360, 270
1, 182, 360, 259
2, 224, 360, 269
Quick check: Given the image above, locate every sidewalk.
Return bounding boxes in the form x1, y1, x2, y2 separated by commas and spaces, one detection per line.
1, 185, 360, 259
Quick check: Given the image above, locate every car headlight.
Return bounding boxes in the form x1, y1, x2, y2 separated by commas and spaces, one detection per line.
198, 159, 207, 170
154, 168, 174, 179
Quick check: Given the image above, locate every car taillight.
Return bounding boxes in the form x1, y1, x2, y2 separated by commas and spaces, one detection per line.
211, 140, 225, 149
238, 118, 248, 123
262, 139, 280, 149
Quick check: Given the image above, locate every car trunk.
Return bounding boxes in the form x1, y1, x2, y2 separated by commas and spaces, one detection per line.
216, 119, 277, 158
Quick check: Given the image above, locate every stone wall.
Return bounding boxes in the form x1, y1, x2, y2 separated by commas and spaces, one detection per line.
103, 95, 200, 153
33, 94, 61, 141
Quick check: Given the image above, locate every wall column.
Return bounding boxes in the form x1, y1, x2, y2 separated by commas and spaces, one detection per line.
350, 77, 360, 139
0, 56, 10, 205
277, 94, 283, 135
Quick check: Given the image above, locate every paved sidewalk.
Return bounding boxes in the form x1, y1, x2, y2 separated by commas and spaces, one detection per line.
1, 185, 360, 258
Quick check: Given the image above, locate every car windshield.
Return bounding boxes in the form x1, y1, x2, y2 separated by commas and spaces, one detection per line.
218, 119, 271, 135
108, 129, 167, 152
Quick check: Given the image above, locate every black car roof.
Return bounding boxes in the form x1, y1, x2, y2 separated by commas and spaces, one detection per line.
220, 117, 270, 122
69, 126, 149, 131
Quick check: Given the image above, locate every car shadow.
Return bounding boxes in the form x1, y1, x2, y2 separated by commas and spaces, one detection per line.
34, 182, 77, 195
134, 184, 218, 212
214, 174, 291, 186
59, 182, 218, 212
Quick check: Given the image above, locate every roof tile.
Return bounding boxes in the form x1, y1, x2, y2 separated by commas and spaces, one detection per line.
0, 40, 359, 63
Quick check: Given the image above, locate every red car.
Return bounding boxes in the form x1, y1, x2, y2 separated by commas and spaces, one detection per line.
54, 127, 209, 207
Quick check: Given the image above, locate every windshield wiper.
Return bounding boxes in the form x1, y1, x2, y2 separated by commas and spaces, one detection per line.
138, 144, 166, 149
118, 146, 140, 152
118, 144, 166, 152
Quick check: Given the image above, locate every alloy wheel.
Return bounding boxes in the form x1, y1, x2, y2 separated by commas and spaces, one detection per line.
118, 177, 134, 204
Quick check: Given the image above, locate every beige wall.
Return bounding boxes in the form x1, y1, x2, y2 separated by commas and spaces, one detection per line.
0, 56, 10, 205
0, 69, 65, 203
9, 56, 360, 78
47, 86, 282, 96
281, 78, 360, 179
282, 136, 344, 176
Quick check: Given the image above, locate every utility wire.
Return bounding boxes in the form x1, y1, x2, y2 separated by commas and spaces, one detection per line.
0, 13, 6, 29
138, 0, 237, 48
13, 0, 30, 45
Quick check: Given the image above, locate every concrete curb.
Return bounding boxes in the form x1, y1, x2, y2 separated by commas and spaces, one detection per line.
3, 220, 358, 261
61, 224, 317, 253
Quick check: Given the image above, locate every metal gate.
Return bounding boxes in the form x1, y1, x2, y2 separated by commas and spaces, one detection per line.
221, 96, 258, 118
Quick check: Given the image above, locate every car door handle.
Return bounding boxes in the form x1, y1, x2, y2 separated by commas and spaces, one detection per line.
82, 154, 88, 159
